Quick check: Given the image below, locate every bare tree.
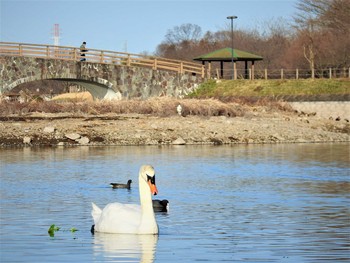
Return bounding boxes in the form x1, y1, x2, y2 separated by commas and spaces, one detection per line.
293, 1, 325, 78
294, 0, 328, 27
164, 23, 202, 45
303, 20, 317, 78
295, 0, 350, 33
294, 0, 350, 73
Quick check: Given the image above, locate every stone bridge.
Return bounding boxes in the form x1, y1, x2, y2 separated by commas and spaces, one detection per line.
0, 42, 206, 99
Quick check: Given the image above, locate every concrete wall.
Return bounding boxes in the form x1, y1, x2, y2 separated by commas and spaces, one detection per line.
0, 56, 204, 99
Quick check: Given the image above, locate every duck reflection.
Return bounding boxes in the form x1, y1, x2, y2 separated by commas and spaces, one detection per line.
93, 233, 158, 263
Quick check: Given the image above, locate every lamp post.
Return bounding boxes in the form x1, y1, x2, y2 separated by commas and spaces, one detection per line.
227, 15, 238, 79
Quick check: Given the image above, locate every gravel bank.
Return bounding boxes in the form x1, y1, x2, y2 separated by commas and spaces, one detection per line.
0, 104, 349, 147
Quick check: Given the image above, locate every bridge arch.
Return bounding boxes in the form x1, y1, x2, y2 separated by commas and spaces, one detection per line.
0, 42, 205, 100
57, 79, 121, 100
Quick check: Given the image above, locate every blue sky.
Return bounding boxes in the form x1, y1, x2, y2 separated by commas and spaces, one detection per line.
1, 0, 298, 54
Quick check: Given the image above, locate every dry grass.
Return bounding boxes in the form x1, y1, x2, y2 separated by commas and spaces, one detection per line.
51, 91, 93, 102
0, 97, 244, 117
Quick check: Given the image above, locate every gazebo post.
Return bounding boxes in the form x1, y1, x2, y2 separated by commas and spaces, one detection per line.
208, 61, 211, 78
201, 61, 206, 78
220, 61, 224, 78
252, 61, 255, 80
234, 61, 237, 80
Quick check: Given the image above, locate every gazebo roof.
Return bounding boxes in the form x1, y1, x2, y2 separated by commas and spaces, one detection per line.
193, 47, 263, 62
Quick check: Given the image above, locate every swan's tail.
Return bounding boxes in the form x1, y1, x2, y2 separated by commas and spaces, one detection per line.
91, 202, 102, 224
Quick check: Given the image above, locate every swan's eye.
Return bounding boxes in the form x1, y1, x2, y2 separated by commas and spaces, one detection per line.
147, 175, 156, 184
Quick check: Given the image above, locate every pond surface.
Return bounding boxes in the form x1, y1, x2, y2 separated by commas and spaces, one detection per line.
0, 144, 349, 262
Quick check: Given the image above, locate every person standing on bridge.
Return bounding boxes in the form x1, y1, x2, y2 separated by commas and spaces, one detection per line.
80, 41, 87, 61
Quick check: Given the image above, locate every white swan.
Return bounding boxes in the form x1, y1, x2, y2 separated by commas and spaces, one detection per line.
91, 165, 159, 234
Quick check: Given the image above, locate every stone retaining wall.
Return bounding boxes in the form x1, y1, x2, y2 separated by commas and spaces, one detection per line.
290, 101, 350, 120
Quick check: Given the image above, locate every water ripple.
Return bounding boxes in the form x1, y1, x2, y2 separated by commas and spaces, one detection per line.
1, 144, 349, 262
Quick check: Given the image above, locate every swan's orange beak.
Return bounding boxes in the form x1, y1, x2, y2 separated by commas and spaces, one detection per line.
148, 180, 158, 195
147, 175, 158, 195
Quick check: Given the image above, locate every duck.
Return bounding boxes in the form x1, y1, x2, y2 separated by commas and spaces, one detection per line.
152, 199, 169, 212
92, 165, 159, 234
110, 179, 132, 189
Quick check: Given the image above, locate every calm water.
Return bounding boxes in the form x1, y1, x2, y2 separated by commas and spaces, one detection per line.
0, 144, 349, 263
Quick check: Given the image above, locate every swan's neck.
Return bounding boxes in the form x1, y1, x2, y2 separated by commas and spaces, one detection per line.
138, 174, 158, 234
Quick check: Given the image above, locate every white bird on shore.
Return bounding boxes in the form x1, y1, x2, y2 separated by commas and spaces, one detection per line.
91, 165, 159, 234
177, 104, 182, 116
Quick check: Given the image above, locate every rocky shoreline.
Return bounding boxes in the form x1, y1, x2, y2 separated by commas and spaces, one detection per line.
0, 104, 349, 147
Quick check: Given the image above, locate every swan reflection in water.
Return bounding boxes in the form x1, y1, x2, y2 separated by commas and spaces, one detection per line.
93, 233, 158, 263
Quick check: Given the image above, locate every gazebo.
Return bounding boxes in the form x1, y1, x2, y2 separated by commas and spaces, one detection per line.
193, 47, 263, 79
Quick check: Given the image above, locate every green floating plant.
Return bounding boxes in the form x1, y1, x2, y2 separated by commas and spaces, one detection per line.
48, 224, 78, 237
48, 224, 60, 237
70, 227, 78, 233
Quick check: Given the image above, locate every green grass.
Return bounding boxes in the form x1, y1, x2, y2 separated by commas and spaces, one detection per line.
188, 79, 350, 99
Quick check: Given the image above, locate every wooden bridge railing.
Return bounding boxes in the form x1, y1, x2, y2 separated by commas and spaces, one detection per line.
0, 42, 205, 77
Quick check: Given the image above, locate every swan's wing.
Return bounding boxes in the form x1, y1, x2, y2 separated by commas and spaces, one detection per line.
91, 202, 102, 224
95, 203, 142, 234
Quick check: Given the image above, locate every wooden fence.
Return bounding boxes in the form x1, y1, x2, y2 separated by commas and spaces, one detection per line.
256, 68, 350, 80
0, 42, 205, 77
2, 42, 348, 81
214, 67, 350, 80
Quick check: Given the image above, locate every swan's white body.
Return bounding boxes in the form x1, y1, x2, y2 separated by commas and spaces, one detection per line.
92, 165, 158, 234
